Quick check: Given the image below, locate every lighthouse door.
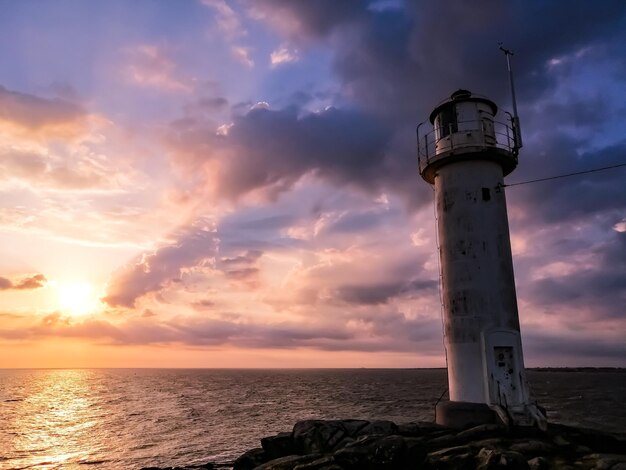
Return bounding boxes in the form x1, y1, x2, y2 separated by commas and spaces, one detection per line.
493, 346, 518, 407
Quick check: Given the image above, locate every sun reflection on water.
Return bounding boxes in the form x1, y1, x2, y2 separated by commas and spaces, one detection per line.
6, 369, 106, 469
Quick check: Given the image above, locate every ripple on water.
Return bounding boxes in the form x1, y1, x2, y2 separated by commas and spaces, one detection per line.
0, 368, 624, 469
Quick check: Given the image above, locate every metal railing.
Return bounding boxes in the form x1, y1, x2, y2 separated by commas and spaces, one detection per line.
417, 118, 518, 173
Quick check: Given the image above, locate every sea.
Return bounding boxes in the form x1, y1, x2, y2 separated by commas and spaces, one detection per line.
0, 368, 624, 469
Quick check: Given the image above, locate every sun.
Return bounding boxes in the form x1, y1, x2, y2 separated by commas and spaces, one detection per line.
57, 281, 99, 316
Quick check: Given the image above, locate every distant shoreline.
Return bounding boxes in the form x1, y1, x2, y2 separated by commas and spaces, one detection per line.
0, 366, 625, 371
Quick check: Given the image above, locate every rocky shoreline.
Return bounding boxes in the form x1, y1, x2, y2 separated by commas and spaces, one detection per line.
142, 418, 626, 470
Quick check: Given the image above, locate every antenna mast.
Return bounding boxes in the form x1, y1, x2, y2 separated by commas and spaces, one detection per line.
499, 43, 523, 150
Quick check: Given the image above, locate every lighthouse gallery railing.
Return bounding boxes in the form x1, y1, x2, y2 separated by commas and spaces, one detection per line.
417, 118, 517, 175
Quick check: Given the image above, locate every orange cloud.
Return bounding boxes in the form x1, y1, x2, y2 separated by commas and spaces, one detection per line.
0, 273, 47, 290
0, 85, 87, 139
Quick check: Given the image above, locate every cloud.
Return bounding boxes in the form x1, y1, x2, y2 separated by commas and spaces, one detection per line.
219, 249, 263, 285
0, 85, 87, 137
167, 105, 406, 204
0, 307, 445, 354
231, 46, 255, 68
334, 279, 437, 306
0, 274, 47, 290
250, 0, 366, 40
270, 46, 299, 67
202, 0, 246, 40
0, 148, 109, 190
124, 45, 192, 92
103, 219, 219, 307
523, 229, 626, 320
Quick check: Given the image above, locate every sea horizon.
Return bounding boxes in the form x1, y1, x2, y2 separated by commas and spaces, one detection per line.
2, 368, 624, 468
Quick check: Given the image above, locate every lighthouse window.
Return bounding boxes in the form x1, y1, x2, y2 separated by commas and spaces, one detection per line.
482, 188, 491, 201
439, 106, 457, 137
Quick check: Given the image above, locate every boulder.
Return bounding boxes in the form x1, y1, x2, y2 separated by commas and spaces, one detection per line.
397, 421, 448, 437
340, 419, 370, 437
582, 453, 626, 470
292, 456, 341, 470
334, 435, 421, 470
233, 448, 267, 470
526, 456, 549, 470
355, 420, 398, 437
457, 424, 505, 442
232, 419, 626, 470
254, 454, 323, 470
293, 420, 367, 454
475, 448, 529, 470
508, 440, 554, 456
262, 432, 296, 460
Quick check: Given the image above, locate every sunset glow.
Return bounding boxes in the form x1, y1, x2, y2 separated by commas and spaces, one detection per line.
0, 1, 625, 368
56, 282, 99, 316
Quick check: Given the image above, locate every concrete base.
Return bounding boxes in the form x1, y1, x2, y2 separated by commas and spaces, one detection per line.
435, 400, 497, 429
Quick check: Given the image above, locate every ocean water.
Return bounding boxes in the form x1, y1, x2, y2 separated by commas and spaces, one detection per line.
0, 368, 624, 469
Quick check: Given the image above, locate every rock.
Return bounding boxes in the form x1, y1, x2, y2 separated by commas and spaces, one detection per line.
140, 464, 214, 470
526, 456, 549, 470
582, 453, 626, 470
425, 433, 462, 449
457, 424, 505, 442
552, 435, 571, 447
292, 456, 340, 470
340, 419, 370, 437
262, 432, 296, 460
140, 466, 214, 470
426, 451, 476, 470
428, 444, 473, 459
232, 419, 625, 470
509, 440, 554, 456
355, 420, 398, 437
397, 422, 430, 437
476, 448, 529, 470
233, 448, 267, 470
371, 435, 411, 466
468, 438, 510, 450
293, 421, 348, 454
333, 435, 425, 470
254, 454, 323, 470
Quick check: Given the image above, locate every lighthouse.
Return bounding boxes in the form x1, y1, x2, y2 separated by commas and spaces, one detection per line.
417, 89, 546, 428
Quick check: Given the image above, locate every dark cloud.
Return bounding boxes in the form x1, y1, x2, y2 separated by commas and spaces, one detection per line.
169, 1, 626, 214
218, 250, 263, 284
335, 279, 437, 305
524, 330, 626, 363
198, 96, 228, 110
508, 137, 626, 224
103, 222, 218, 307
252, 0, 366, 39
168, 105, 393, 202
0, 274, 46, 290
262, 0, 626, 118
525, 231, 626, 319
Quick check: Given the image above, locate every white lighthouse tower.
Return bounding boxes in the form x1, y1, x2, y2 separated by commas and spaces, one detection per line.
417, 89, 546, 429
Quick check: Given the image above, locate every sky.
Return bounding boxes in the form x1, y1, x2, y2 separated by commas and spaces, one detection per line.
0, 0, 625, 368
